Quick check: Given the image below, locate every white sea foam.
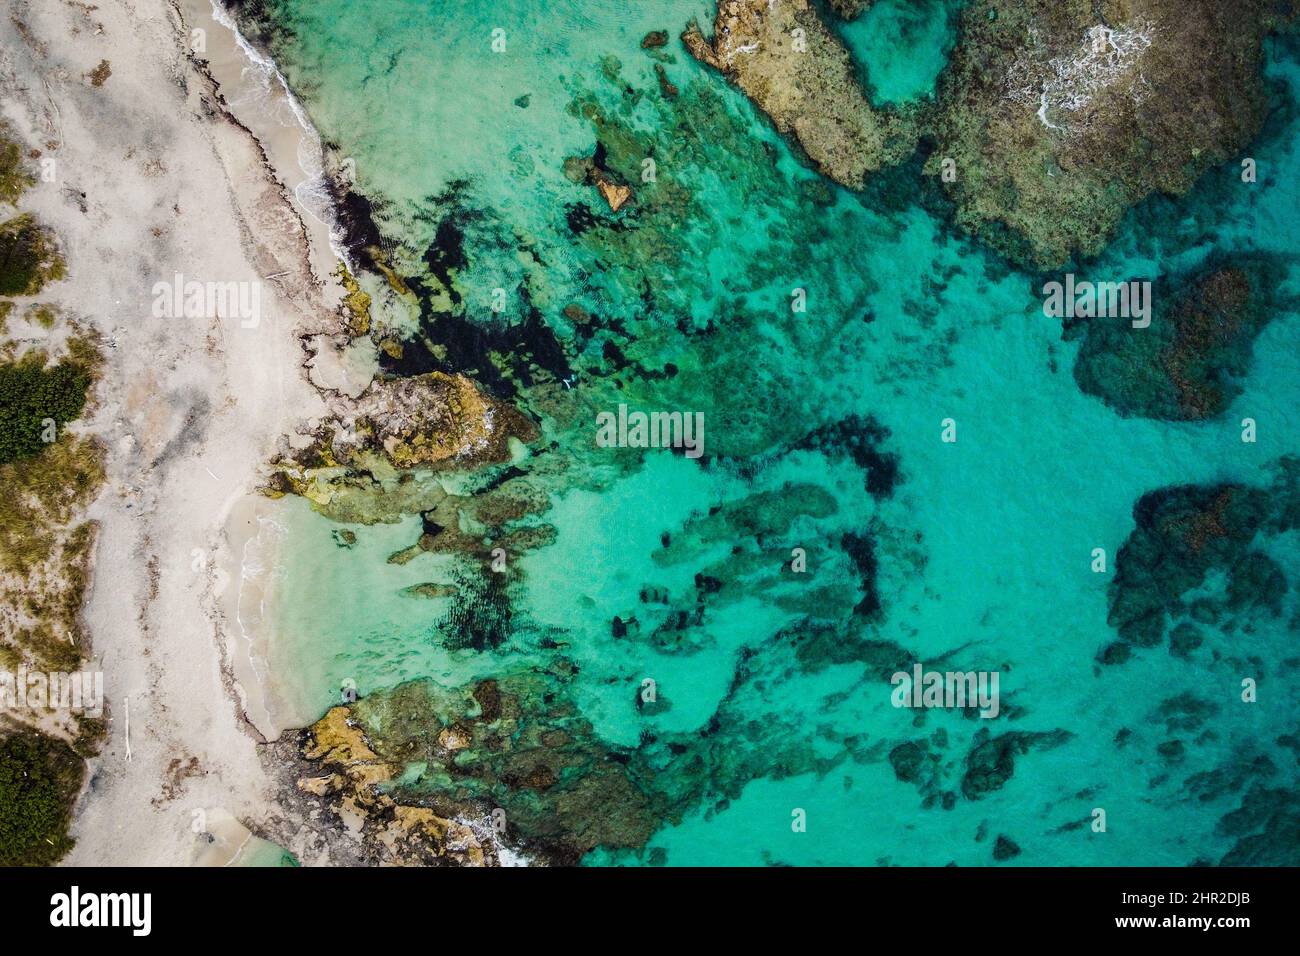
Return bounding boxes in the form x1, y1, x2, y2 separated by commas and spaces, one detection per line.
209, 1, 354, 267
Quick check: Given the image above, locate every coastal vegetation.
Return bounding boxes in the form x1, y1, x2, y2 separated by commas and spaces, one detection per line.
0, 214, 65, 297
0, 125, 34, 205
0, 731, 83, 866
0, 353, 91, 465
0, 123, 104, 866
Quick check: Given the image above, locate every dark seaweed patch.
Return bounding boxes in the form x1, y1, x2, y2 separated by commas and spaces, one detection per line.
795, 414, 901, 498
436, 565, 513, 652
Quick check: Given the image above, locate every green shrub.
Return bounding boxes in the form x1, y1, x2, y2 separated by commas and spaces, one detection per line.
0, 129, 33, 206
0, 355, 90, 464
0, 215, 65, 296
0, 731, 83, 865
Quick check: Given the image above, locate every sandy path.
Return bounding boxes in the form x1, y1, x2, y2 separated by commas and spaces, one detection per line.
1, 0, 338, 864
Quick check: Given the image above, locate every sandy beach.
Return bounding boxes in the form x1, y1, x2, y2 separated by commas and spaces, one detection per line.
1, 0, 345, 864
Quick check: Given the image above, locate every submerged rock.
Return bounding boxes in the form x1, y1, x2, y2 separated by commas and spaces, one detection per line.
1109, 484, 1268, 650
562, 152, 634, 212
655, 63, 679, 100
993, 834, 1022, 861
794, 414, 901, 497
1071, 256, 1293, 421
400, 582, 456, 599
1218, 785, 1300, 866
961, 729, 1072, 800
1105, 460, 1300, 662
291, 619, 920, 864
888, 740, 926, 783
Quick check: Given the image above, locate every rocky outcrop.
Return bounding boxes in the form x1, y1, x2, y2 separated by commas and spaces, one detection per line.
265, 371, 538, 516
306, 676, 660, 864
294, 706, 494, 866
682, 0, 915, 188
929, 0, 1296, 268
563, 152, 634, 212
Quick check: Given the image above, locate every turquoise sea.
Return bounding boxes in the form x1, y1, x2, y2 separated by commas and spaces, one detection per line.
230, 0, 1300, 865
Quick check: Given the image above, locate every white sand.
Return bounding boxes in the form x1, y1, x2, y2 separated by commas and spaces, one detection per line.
1, 0, 352, 864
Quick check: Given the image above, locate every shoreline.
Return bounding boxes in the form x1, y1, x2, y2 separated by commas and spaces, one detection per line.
217, 492, 311, 741
184, 0, 348, 280
0, 0, 352, 864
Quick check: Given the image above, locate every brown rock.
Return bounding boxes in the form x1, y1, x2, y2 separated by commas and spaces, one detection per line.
304, 707, 379, 765
828, 0, 873, 20
438, 724, 473, 751
931, 0, 1283, 267
563, 303, 593, 325
594, 171, 632, 212
682, 0, 911, 189
655, 63, 679, 99
297, 774, 342, 797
